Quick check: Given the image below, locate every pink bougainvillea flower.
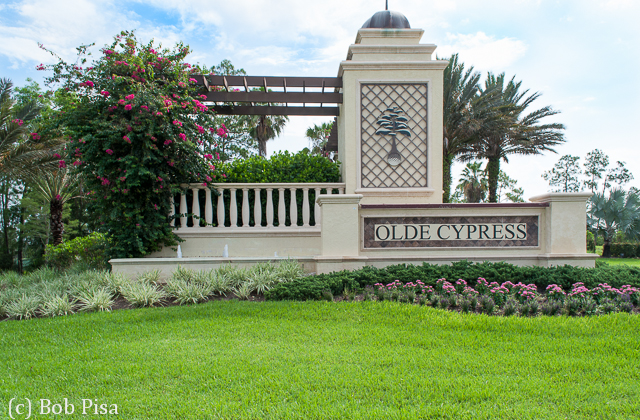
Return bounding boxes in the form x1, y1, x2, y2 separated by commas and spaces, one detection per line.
53, 153, 61, 158
140, 105, 149, 111
73, 160, 81, 166
178, 82, 185, 87
124, 104, 132, 111
100, 90, 110, 97
31, 132, 41, 140
189, 78, 197, 83
168, 161, 174, 166
123, 135, 131, 143
172, 120, 182, 126
215, 153, 220, 160
156, 111, 163, 116
204, 154, 213, 160
197, 125, 205, 134
179, 133, 186, 141
85, 81, 94, 88
105, 149, 114, 155
205, 175, 212, 182
164, 139, 172, 145
118, 99, 125, 105
125, 94, 135, 100
104, 49, 114, 55
126, 125, 132, 132
58, 160, 66, 168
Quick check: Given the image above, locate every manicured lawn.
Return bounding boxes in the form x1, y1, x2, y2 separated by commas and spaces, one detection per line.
600, 257, 640, 267
1, 301, 639, 419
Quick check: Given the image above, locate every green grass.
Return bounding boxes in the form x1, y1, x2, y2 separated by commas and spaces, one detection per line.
1, 302, 639, 419
599, 258, 640, 267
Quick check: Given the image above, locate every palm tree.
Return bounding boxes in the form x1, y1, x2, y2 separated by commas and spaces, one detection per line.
442, 54, 483, 202
457, 162, 487, 203
31, 168, 81, 246
461, 73, 565, 202
247, 114, 288, 157
0, 78, 64, 178
588, 189, 640, 258
305, 122, 333, 155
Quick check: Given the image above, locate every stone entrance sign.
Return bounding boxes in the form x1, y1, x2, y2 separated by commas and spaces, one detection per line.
363, 216, 539, 248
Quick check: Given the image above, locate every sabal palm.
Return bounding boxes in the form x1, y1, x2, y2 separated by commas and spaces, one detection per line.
442, 54, 483, 202
305, 122, 332, 155
31, 168, 81, 245
248, 114, 288, 157
462, 73, 565, 202
0, 78, 64, 179
588, 189, 640, 258
458, 161, 487, 203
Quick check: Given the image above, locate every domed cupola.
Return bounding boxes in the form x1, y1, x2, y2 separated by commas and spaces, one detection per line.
361, 1, 410, 29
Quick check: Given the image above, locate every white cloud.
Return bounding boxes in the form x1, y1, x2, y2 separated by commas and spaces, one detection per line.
438, 32, 527, 71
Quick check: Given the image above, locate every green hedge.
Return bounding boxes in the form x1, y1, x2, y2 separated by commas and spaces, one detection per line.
44, 233, 110, 270
180, 151, 342, 228
221, 151, 341, 183
264, 260, 640, 301
610, 243, 640, 258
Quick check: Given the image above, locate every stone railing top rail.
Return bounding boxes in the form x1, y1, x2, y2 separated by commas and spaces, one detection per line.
181, 182, 346, 189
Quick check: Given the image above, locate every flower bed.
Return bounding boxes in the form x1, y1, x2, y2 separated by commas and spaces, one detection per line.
364, 278, 639, 316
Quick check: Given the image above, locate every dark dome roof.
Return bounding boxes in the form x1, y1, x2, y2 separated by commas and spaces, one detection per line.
361, 10, 411, 29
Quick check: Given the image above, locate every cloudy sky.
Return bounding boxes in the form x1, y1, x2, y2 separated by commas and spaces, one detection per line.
1, 0, 638, 198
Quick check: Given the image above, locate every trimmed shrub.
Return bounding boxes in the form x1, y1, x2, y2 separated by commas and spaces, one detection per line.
610, 243, 639, 258
44, 233, 110, 270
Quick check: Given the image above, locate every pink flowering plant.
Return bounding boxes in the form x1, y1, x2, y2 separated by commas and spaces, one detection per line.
38, 31, 223, 257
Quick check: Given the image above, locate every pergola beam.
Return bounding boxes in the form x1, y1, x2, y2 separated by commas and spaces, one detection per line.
212, 106, 339, 116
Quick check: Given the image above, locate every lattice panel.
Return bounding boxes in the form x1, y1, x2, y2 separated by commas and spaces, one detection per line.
361, 83, 428, 188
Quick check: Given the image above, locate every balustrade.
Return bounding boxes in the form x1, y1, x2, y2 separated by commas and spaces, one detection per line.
173, 183, 345, 229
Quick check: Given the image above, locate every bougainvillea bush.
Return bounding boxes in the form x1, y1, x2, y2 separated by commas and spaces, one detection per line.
39, 31, 223, 257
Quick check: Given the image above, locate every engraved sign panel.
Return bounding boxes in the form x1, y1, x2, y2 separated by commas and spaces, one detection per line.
361, 83, 428, 188
363, 216, 539, 248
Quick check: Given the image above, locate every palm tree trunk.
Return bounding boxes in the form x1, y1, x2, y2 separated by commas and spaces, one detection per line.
258, 139, 267, 157
442, 154, 454, 203
50, 199, 64, 246
602, 239, 612, 258
486, 156, 500, 203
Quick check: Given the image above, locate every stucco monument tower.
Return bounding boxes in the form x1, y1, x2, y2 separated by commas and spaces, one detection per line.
337, 9, 448, 205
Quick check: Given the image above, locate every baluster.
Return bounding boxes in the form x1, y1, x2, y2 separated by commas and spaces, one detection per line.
254, 188, 262, 227
191, 188, 201, 228
169, 195, 175, 227
242, 188, 250, 228
326, 188, 333, 195
314, 187, 321, 226
204, 188, 213, 225
277, 188, 285, 228
338, 187, 345, 194
302, 188, 310, 227
217, 188, 225, 228
179, 192, 187, 228
289, 188, 297, 227
230, 188, 238, 228
266, 188, 274, 228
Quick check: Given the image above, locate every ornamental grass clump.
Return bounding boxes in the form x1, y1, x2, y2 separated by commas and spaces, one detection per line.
40, 294, 76, 317
76, 288, 114, 312
120, 281, 166, 308
165, 268, 212, 305
5, 294, 41, 320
